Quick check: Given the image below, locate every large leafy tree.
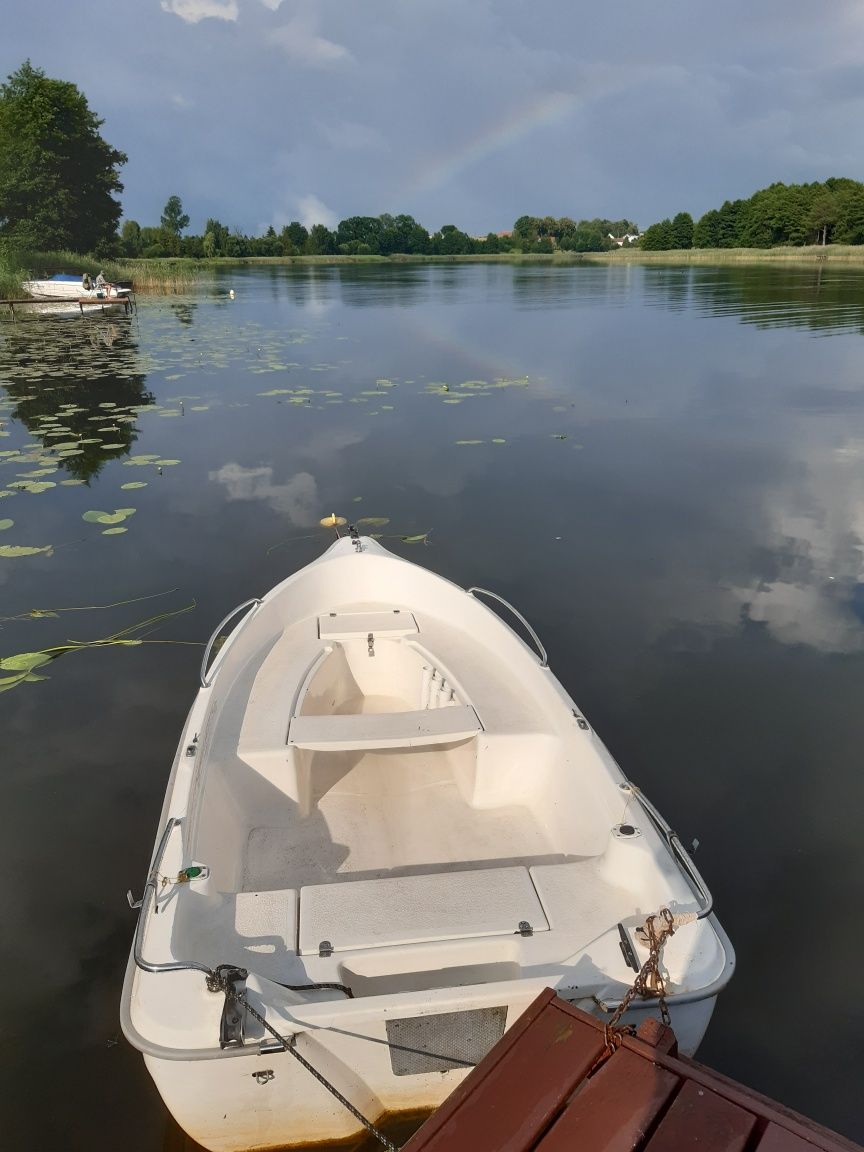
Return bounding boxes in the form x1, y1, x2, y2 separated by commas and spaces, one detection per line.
0, 61, 126, 251
160, 194, 190, 236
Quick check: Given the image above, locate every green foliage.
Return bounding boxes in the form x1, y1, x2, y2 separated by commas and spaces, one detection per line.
160, 194, 190, 237
121, 219, 142, 256
684, 179, 864, 251
305, 223, 336, 255
0, 61, 126, 251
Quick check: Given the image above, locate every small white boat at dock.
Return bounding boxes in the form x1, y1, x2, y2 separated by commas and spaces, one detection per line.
121, 533, 734, 1151
22, 272, 132, 300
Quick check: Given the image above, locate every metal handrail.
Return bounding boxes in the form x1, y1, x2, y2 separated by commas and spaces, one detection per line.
630, 785, 713, 919
200, 598, 262, 687
467, 586, 548, 667
132, 817, 213, 976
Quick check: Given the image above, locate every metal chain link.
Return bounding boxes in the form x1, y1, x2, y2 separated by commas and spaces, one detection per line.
206, 967, 399, 1152
603, 908, 676, 1051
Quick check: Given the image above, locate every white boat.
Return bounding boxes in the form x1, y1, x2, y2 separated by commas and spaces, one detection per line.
121, 533, 734, 1151
21, 273, 132, 300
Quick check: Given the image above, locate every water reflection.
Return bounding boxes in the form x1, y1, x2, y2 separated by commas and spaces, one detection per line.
2, 262, 864, 1149
0, 319, 153, 480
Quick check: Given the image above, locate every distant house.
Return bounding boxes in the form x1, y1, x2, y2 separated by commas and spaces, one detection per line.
608, 232, 641, 246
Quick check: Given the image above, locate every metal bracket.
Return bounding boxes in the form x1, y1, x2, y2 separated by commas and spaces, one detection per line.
126, 890, 143, 910
516, 921, 533, 937
217, 967, 248, 1049
319, 940, 334, 958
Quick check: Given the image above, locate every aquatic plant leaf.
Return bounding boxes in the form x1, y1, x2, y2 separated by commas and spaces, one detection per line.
121, 482, 148, 490
0, 650, 56, 672
100, 442, 127, 450
11, 481, 56, 494
0, 545, 53, 558
82, 509, 136, 525
258, 388, 294, 397
401, 533, 430, 544
102, 527, 128, 535
455, 440, 483, 446
16, 468, 57, 477
154, 459, 181, 466
60, 479, 87, 487
0, 519, 13, 531
356, 517, 390, 528
492, 438, 507, 444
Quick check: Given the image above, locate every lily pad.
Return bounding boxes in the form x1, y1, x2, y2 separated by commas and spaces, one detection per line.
60, 479, 87, 487
102, 527, 128, 535
455, 440, 484, 446
0, 519, 13, 530
100, 442, 128, 450
82, 508, 136, 526
401, 533, 430, 544
11, 481, 56, 494
0, 545, 53, 558
492, 438, 507, 444
356, 517, 390, 528
154, 459, 181, 467
121, 482, 148, 490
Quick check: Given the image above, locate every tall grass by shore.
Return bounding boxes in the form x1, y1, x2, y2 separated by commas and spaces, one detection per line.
5, 244, 864, 300
0, 247, 198, 295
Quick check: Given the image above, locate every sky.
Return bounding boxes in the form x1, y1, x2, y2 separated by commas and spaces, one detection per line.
5, 1, 864, 236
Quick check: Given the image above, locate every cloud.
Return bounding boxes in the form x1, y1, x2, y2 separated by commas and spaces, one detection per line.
160, 0, 238, 23
268, 15, 352, 66
296, 193, 337, 229
209, 463, 319, 525
259, 0, 285, 8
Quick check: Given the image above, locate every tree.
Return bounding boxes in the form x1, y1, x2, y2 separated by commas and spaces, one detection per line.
305, 223, 336, 255
671, 212, 694, 249
0, 61, 126, 251
161, 194, 190, 236
120, 219, 142, 256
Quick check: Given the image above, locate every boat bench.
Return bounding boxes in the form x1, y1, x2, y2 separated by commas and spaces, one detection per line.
287, 704, 482, 751
298, 865, 549, 955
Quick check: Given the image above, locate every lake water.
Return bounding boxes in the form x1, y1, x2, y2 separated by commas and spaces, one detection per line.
2, 262, 862, 1148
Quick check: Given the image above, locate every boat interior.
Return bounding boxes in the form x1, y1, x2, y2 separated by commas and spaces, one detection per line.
169, 606, 717, 998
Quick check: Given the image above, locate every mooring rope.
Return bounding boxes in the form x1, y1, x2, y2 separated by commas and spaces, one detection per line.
206, 966, 399, 1152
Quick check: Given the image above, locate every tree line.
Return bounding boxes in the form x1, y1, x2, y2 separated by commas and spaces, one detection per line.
641, 178, 864, 251
0, 62, 639, 260
118, 209, 640, 260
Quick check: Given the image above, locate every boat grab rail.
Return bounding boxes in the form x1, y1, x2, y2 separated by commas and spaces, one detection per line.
467, 587, 548, 667
131, 817, 213, 976
629, 785, 713, 919
200, 598, 262, 687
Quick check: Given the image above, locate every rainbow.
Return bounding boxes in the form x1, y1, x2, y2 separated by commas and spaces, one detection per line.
408, 91, 579, 195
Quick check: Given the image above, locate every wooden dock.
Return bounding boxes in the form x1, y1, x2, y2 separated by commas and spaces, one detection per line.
0, 294, 134, 319
403, 988, 860, 1152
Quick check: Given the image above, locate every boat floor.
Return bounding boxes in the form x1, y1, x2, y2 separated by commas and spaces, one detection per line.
241, 750, 565, 891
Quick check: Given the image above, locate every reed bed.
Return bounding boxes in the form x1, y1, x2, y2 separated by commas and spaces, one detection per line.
584, 245, 864, 265
0, 248, 199, 295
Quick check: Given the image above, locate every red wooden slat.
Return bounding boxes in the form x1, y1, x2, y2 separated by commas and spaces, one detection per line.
645, 1079, 757, 1152
757, 1124, 824, 1152
403, 995, 607, 1152
535, 1047, 681, 1152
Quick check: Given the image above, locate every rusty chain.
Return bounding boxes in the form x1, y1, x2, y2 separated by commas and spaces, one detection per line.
603, 907, 677, 1052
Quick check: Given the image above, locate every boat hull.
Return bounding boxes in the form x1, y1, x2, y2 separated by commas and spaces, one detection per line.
22, 278, 131, 300
138, 989, 717, 1151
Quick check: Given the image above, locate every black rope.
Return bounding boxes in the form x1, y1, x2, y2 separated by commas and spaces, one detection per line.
208, 966, 396, 1151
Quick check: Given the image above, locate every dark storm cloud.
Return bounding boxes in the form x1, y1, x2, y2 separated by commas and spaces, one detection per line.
4, 0, 864, 234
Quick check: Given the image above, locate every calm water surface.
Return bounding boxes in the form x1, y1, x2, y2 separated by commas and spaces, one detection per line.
2, 263, 863, 1147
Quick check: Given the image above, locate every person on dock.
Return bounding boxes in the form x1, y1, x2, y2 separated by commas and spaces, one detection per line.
82, 272, 92, 291
95, 270, 107, 290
